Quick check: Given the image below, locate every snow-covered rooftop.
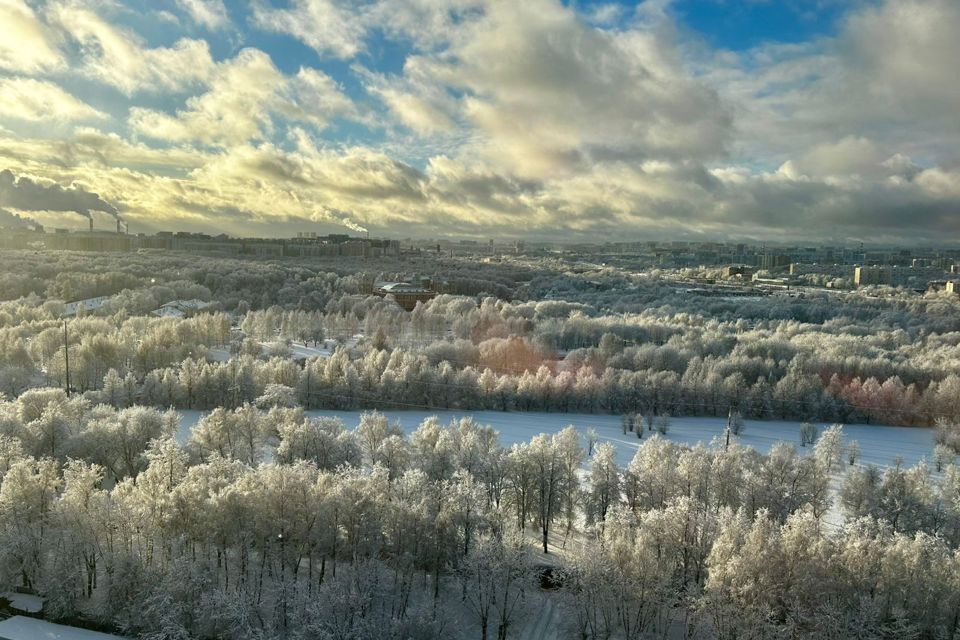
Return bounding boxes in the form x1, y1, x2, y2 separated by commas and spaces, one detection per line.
151, 299, 214, 317
378, 282, 431, 293
62, 296, 112, 316
0, 616, 127, 640
1, 592, 42, 613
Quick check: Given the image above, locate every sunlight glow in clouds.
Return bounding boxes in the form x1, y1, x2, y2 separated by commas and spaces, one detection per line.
0, 0, 957, 240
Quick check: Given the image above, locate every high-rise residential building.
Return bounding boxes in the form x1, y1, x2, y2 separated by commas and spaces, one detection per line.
854, 266, 891, 286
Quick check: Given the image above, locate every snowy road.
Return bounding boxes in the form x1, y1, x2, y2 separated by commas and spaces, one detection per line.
520, 597, 558, 640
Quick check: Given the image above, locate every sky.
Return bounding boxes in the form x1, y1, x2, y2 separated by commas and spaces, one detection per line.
0, 0, 958, 242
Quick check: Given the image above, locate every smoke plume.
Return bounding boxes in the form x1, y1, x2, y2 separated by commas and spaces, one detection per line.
0, 207, 39, 229
314, 206, 369, 234
0, 169, 118, 219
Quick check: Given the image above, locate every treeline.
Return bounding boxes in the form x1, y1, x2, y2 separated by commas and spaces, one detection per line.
6, 317, 960, 426
70, 345, 960, 427
4, 251, 960, 427
0, 249, 529, 311
0, 313, 232, 396
1, 392, 959, 638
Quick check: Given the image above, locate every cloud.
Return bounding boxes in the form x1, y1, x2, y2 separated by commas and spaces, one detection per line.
842, 0, 960, 131
250, 0, 483, 59
708, 165, 960, 238
782, 137, 888, 180
366, 0, 483, 50
275, 67, 360, 129
0, 127, 208, 176
50, 3, 216, 95
0, 0, 64, 74
250, 0, 368, 60
0, 77, 105, 122
174, 0, 229, 29
358, 59, 458, 135
3, 119, 959, 242
0, 0, 957, 241
128, 49, 283, 145
129, 50, 357, 146
0, 168, 117, 218
421, 0, 731, 178
707, 0, 960, 163
583, 3, 627, 26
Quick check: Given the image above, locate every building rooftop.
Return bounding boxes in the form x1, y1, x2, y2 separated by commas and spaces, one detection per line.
378, 282, 432, 294
0, 616, 127, 640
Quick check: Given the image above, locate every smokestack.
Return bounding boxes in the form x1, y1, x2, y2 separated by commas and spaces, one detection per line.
117, 219, 121, 234
88, 217, 93, 233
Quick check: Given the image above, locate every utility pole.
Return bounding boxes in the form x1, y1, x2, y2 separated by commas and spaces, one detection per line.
63, 319, 71, 397
724, 408, 731, 451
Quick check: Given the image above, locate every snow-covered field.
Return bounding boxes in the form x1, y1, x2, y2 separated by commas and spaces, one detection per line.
177, 409, 935, 469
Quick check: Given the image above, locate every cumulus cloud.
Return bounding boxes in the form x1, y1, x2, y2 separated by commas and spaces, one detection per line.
0, 128, 207, 177
421, 0, 730, 178
0, 0, 64, 73
707, 0, 960, 163
366, 0, 483, 50
0, 77, 104, 122
128, 49, 282, 146
250, 0, 368, 60
358, 59, 458, 135
174, 0, 229, 29
0, 0, 958, 241
250, 0, 482, 59
707, 166, 960, 238
129, 50, 357, 146
50, 3, 216, 95
275, 68, 360, 129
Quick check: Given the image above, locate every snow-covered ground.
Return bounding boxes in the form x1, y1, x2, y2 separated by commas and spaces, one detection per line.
286, 342, 336, 359
0, 616, 126, 640
205, 347, 232, 362
172, 409, 934, 640
259, 333, 363, 360
177, 409, 934, 469
205, 334, 363, 363
1, 592, 42, 613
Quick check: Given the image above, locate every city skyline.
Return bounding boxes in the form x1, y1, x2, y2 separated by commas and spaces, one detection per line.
1, 0, 959, 241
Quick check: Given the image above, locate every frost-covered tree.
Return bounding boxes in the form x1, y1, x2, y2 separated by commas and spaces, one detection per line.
584, 442, 620, 531
815, 424, 845, 473
846, 440, 860, 466
934, 443, 955, 472
799, 422, 818, 447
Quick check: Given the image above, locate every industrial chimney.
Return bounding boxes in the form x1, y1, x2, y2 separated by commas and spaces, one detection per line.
116, 219, 121, 234
88, 217, 93, 233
